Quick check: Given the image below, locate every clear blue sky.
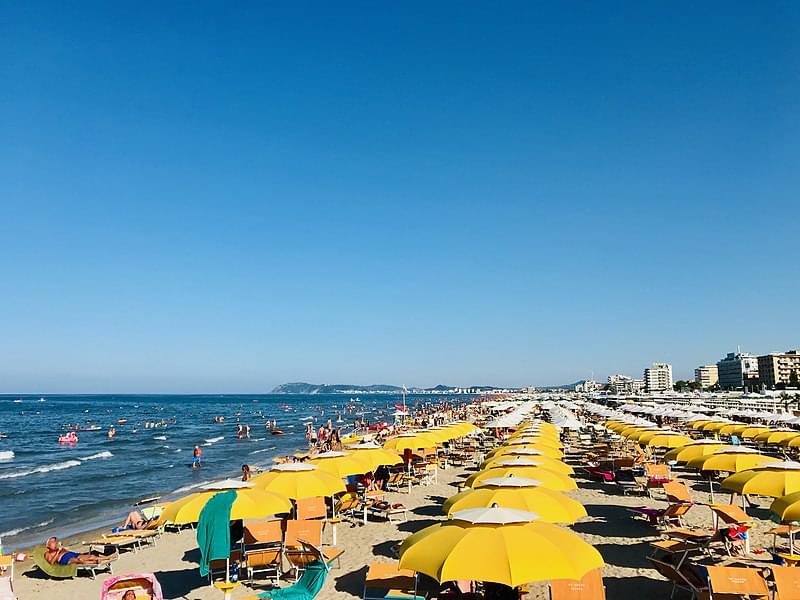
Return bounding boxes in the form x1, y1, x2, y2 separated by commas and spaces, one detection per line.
2, 2, 798, 393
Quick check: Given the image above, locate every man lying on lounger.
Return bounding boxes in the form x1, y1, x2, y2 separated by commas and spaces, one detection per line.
44, 536, 110, 566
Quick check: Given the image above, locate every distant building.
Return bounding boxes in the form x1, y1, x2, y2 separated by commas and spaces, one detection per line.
695, 365, 719, 389
607, 374, 645, 395
757, 351, 800, 388
644, 363, 673, 392
575, 380, 601, 393
717, 352, 759, 390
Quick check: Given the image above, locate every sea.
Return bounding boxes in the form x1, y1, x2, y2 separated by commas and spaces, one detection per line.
0, 393, 471, 551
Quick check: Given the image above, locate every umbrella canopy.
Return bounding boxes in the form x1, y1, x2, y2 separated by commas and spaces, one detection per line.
718, 423, 750, 436
770, 491, 800, 522
442, 486, 586, 524
741, 426, 771, 439
346, 441, 403, 469
722, 462, 800, 497
645, 433, 693, 448
384, 432, 439, 452
486, 445, 563, 460
252, 463, 345, 499
161, 488, 291, 525
480, 455, 573, 475
466, 467, 576, 491
505, 437, 562, 449
309, 451, 374, 478
687, 450, 773, 473
398, 508, 603, 587
629, 429, 669, 443
663, 440, 727, 463
754, 430, 800, 445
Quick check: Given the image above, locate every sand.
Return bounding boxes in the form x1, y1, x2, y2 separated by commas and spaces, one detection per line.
9, 451, 782, 599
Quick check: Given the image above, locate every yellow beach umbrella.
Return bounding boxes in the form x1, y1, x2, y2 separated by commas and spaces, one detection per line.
252, 463, 345, 499
450, 422, 480, 436
701, 421, 735, 433
777, 433, 800, 447
718, 423, 750, 437
480, 455, 573, 475
505, 436, 562, 449
722, 462, 800, 498
663, 440, 726, 463
346, 441, 402, 470
384, 432, 439, 452
741, 426, 771, 439
510, 427, 559, 440
161, 488, 291, 525
754, 430, 800, 445
442, 480, 586, 524
487, 444, 563, 460
618, 426, 648, 439
690, 420, 715, 430
309, 451, 374, 478
604, 421, 629, 433
399, 507, 603, 586
628, 429, 666, 443
646, 433, 693, 449
687, 449, 773, 473
465, 466, 576, 491
770, 491, 800, 522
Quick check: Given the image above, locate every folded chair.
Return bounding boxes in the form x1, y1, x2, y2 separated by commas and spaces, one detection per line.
243, 521, 284, 586
363, 562, 423, 600
549, 569, 605, 600
704, 565, 769, 599
662, 481, 693, 505
646, 556, 708, 599
296, 497, 327, 521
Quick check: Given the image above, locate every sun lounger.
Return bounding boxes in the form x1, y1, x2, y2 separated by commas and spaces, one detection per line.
243, 521, 284, 585
248, 553, 329, 600
628, 503, 692, 528
296, 497, 328, 521
334, 493, 365, 524
89, 534, 148, 554
585, 466, 614, 482
30, 547, 114, 580
614, 469, 645, 495
663, 481, 693, 504
368, 501, 408, 523
704, 565, 769, 599
770, 565, 800, 600
363, 562, 422, 600
283, 520, 343, 581
549, 569, 605, 600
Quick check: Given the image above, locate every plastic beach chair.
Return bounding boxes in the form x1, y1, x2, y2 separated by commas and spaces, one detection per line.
30, 546, 114, 580
549, 569, 605, 600
363, 562, 422, 600
771, 565, 800, 600
243, 521, 284, 586
283, 521, 343, 581
705, 565, 769, 599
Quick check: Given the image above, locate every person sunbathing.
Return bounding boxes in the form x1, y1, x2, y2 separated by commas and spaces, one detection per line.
122, 510, 148, 530
43, 537, 109, 566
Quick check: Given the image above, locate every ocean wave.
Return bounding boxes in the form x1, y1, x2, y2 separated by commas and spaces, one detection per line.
0, 450, 14, 461
202, 436, 224, 446
1, 518, 54, 538
249, 448, 273, 455
0, 451, 112, 480
153, 435, 167, 441
171, 480, 210, 494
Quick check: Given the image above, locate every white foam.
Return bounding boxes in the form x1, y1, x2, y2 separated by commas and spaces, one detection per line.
204, 436, 224, 445
249, 448, 272, 455
0, 518, 54, 538
0, 451, 112, 480
81, 451, 113, 461
153, 435, 167, 441
172, 480, 211, 494
0, 450, 14, 461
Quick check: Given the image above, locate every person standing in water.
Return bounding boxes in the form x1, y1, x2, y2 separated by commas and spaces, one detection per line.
192, 445, 202, 468
237, 424, 243, 440
241, 464, 251, 481
245, 424, 251, 439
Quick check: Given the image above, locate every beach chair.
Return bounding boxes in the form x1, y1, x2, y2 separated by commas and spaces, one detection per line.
88, 535, 144, 554
644, 464, 672, 496
628, 503, 692, 528
243, 521, 284, 586
704, 565, 769, 599
646, 556, 708, 599
283, 520, 343, 581
296, 497, 328, 521
100, 572, 164, 600
334, 493, 365, 524
363, 562, 422, 600
549, 569, 605, 600
770, 565, 800, 600
614, 469, 644, 495
710, 504, 752, 555
663, 481, 693, 505
246, 543, 330, 600
30, 547, 114, 580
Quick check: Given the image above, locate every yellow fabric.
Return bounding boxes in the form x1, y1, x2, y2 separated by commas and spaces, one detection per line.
485, 445, 563, 460
442, 487, 586, 524
384, 433, 439, 452
770, 492, 800, 523
160, 488, 291, 524
663, 443, 726, 463
740, 426, 771, 439
645, 434, 692, 448
399, 520, 603, 587
722, 468, 800, 497
687, 452, 773, 473
466, 467, 576, 491
309, 452, 374, 477
479, 455, 573, 475
252, 469, 345, 499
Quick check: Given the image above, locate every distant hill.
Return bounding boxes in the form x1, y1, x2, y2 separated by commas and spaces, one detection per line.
271, 382, 404, 394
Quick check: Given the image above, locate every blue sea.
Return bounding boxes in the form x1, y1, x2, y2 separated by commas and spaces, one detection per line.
0, 393, 468, 550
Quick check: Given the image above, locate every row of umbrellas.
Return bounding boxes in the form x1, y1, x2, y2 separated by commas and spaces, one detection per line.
397, 420, 604, 587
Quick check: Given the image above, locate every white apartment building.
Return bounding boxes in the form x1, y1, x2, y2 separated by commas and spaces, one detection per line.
644, 363, 673, 392
607, 374, 645, 395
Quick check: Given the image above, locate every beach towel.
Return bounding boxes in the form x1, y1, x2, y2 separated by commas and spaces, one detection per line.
196, 490, 236, 577
258, 560, 328, 600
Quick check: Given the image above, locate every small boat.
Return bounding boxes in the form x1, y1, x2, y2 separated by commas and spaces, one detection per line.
271, 428, 285, 435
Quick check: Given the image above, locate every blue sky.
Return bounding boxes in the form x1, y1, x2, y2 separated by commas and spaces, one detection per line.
1, 2, 798, 392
